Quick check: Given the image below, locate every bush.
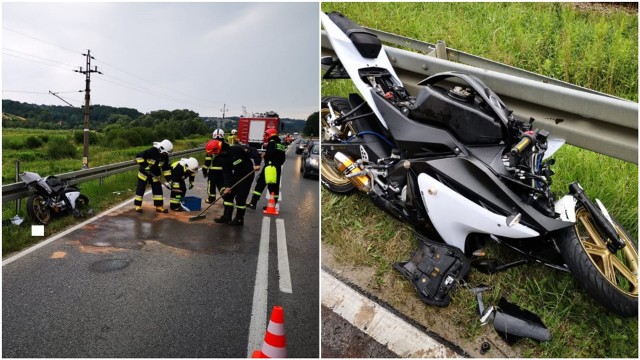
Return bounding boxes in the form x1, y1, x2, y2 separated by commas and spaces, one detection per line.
39, 135, 49, 143
73, 131, 98, 145
46, 137, 78, 159
24, 136, 43, 148
4, 138, 25, 150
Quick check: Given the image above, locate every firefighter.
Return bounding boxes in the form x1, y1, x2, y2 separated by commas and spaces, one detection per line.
227, 129, 238, 145
247, 128, 286, 210
134, 139, 173, 213
206, 140, 261, 225
169, 157, 199, 211
202, 129, 225, 203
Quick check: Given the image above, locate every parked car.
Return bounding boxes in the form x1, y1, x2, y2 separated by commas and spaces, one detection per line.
300, 141, 319, 178
295, 138, 311, 154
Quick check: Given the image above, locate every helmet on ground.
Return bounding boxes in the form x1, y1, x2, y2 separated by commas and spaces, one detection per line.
264, 128, 278, 138
153, 139, 173, 155
212, 129, 225, 139
231, 129, 237, 135
179, 157, 199, 172
205, 139, 222, 155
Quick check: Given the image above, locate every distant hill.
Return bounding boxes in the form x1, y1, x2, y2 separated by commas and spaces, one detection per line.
2, 99, 306, 133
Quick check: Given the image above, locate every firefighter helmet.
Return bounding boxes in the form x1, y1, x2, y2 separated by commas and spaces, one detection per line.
205, 139, 222, 155
179, 157, 199, 172
264, 128, 278, 138
212, 129, 225, 139
231, 129, 237, 135
154, 139, 174, 155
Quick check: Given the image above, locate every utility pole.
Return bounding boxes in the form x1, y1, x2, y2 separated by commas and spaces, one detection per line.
74, 49, 102, 169
220, 103, 228, 129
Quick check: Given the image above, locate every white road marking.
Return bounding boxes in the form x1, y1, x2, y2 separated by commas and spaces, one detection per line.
246, 217, 271, 357
322, 270, 461, 358
276, 219, 292, 293
2, 191, 151, 266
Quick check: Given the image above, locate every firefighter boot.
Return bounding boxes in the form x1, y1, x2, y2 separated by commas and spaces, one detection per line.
214, 205, 234, 224
205, 196, 216, 204
246, 194, 260, 210
228, 208, 246, 226
135, 206, 143, 213
156, 206, 169, 213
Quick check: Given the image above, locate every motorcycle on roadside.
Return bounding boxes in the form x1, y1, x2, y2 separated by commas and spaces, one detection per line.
19, 171, 90, 225
320, 10, 637, 320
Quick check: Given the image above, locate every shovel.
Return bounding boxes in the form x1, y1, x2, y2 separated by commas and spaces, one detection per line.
188, 170, 255, 222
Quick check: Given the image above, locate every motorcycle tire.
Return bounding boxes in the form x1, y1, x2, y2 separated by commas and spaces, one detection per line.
321, 96, 357, 194
558, 207, 638, 317
26, 194, 52, 225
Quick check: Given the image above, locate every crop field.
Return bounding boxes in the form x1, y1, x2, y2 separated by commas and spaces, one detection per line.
1, 128, 209, 254
321, 2, 637, 358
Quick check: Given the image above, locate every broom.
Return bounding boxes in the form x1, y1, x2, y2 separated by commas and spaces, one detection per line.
188, 170, 256, 221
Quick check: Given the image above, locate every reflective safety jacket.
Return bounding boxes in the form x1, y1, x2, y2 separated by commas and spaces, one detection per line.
264, 135, 286, 167
135, 147, 171, 178
203, 152, 224, 173
219, 143, 261, 187
170, 160, 196, 190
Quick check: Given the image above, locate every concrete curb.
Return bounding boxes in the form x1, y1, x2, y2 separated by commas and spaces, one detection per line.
322, 269, 464, 358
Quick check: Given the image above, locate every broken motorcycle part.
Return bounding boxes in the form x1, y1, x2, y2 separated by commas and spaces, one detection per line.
394, 233, 470, 307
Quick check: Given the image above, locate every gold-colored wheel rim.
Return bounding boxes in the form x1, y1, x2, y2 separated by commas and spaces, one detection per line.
320, 106, 355, 187
575, 208, 638, 297
320, 107, 357, 142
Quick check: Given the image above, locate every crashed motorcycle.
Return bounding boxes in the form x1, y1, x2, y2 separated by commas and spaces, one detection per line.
320, 11, 637, 318
20, 171, 89, 225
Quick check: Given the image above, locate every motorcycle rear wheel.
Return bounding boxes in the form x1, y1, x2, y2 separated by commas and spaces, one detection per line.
559, 207, 638, 317
320, 96, 357, 194
27, 195, 52, 225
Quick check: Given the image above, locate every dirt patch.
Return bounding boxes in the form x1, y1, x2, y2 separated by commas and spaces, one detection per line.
322, 242, 521, 358
573, 2, 637, 14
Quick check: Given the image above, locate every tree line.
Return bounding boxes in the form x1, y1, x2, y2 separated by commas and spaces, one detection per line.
2, 99, 314, 142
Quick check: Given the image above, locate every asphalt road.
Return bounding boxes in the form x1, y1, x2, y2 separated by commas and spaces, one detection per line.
2, 145, 319, 358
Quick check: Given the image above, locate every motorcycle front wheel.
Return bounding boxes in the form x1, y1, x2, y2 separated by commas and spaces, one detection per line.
27, 195, 52, 225
558, 207, 638, 317
320, 96, 357, 194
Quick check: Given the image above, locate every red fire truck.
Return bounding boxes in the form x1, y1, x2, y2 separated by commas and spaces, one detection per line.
237, 111, 280, 149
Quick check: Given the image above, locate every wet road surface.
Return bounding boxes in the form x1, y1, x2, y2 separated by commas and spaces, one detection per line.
2, 147, 319, 357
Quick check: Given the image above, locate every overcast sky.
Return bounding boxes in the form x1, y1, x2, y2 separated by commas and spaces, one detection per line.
2, 2, 319, 120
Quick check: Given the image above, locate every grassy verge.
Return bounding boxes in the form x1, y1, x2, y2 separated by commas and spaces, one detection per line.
2, 133, 209, 254
321, 2, 637, 358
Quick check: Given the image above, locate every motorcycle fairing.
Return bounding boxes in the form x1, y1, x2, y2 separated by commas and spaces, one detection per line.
321, 11, 401, 130
370, 91, 464, 158
418, 172, 539, 252
420, 156, 574, 234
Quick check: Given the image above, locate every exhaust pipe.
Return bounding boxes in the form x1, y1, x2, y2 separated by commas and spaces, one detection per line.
333, 152, 372, 193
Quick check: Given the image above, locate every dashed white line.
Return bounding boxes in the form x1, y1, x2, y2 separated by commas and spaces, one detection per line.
276, 219, 292, 293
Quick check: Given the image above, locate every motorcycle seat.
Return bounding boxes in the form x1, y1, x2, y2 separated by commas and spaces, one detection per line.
327, 12, 382, 59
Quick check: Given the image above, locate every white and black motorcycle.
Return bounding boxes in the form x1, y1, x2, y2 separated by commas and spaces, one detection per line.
20, 171, 89, 225
320, 11, 637, 317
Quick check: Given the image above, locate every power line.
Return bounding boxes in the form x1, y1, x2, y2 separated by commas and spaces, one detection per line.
3, 47, 77, 68
2, 26, 81, 55
3, 52, 74, 71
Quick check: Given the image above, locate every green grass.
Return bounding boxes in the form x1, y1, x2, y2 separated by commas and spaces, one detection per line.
321, 2, 637, 358
2, 129, 209, 254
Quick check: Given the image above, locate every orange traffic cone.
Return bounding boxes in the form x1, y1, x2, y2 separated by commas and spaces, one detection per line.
253, 305, 286, 358
263, 192, 279, 215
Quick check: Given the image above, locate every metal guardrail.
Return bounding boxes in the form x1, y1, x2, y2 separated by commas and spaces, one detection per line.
2, 148, 203, 203
321, 30, 639, 163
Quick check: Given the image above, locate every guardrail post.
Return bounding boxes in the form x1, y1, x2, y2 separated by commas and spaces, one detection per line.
15, 160, 21, 215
